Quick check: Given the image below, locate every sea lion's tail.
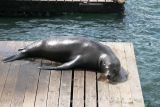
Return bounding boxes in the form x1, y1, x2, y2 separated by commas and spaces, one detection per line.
2, 53, 25, 63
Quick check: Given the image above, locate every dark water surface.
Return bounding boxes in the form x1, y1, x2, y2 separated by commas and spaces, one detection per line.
0, 0, 160, 106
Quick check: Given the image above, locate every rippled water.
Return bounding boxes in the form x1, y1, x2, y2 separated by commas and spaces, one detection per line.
0, 0, 160, 106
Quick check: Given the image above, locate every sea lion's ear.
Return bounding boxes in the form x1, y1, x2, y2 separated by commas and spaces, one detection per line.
98, 58, 103, 69
98, 54, 106, 68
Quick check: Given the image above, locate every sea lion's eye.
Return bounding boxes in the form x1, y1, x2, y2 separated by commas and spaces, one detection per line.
113, 69, 119, 76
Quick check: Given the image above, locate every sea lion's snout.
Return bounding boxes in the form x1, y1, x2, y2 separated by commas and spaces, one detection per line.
107, 67, 128, 83
106, 74, 111, 80
105, 70, 111, 80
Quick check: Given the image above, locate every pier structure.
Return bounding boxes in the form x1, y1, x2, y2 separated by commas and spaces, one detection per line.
0, 0, 125, 17
0, 41, 145, 107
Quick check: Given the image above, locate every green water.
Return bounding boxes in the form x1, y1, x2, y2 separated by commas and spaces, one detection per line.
0, 0, 160, 106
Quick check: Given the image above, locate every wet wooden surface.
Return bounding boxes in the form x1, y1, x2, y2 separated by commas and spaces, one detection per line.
0, 41, 144, 107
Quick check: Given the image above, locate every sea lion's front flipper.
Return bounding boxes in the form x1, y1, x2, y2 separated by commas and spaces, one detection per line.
39, 55, 81, 70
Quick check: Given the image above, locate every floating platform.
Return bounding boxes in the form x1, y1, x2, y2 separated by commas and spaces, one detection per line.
0, 41, 145, 107
0, 0, 125, 17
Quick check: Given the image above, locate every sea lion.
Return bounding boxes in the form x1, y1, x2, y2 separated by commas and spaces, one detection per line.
3, 37, 126, 82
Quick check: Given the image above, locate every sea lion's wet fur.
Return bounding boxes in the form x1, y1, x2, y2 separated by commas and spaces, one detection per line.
3, 37, 127, 82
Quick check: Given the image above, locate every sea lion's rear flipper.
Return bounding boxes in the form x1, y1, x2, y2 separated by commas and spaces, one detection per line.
2, 53, 25, 63
39, 55, 81, 70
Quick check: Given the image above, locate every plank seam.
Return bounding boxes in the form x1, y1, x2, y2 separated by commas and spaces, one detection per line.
96, 71, 98, 107
108, 85, 111, 107
70, 70, 74, 107
57, 71, 62, 107
22, 41, 27, 107
46, 66, 51, 107
34, 60, 42, 107
84, 70, 86, 107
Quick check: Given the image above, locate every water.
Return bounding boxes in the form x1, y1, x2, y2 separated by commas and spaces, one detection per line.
0, 0, 160, 106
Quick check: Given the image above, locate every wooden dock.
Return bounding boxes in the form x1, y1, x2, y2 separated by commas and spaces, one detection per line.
0, 0, 125, 17
0, 41, 145, 107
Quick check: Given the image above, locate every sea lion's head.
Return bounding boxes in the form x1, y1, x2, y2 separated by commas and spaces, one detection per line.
106, 63, 121, 82
99, 54, 127, 83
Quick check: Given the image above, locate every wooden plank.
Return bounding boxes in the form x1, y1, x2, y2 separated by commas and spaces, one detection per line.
22, 42, 41, 107
0, 0, 115, 2
34, 60, 51, 107
72, 0, 81, 1
10, 41, 28, 107
113, 43, 133, 107
117, 0, 125, 4
65, 0, 73, 2
97, 70, 110, 106
58, 70, 72, 107
72, 70, 84, 107
89, 0, 97, 2
0, 41, 22, 107
97, 0, 105, 3
48, 0, 55, 1
124, 43, 145, 107
56, 0, 65, 2
80, 0, 89, 3
106, 0, 113, 2
47, 70, 61, 107
97, 77, 110, 107
85, 71, 97, 107
0, 42, 12, 99
107, 43, 121, 107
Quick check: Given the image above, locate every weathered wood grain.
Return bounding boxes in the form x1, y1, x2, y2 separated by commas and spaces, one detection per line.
58, 70, 72, 107
10, 42, 27, 107
107, 43, 121, 107
0, 42, 22, 107
85, 71, 97, 107
34, 60, 51, 107
124, 43, 145, 107
73, 70, 84, 107
47, 70, 61, 107
113, 43, 133, 107
0, 42, 12, 99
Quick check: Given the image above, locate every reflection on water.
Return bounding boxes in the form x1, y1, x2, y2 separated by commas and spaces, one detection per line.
0, 0, 160, 106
